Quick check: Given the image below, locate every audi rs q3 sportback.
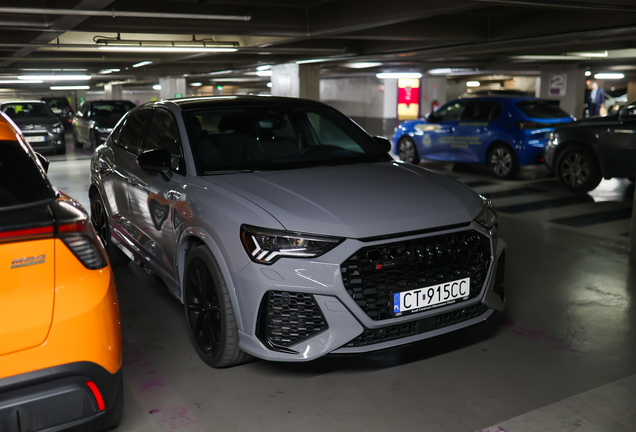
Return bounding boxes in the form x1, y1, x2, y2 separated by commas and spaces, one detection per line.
393, 96, 574, 178
0, 112, 123, 431
89, 96, 506, 368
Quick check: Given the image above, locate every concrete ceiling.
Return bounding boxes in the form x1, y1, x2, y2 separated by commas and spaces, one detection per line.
1, 0, 636, 89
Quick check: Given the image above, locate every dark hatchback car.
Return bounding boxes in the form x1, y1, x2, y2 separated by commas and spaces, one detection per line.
41, 96, 74, 129
0, 101, 65, 155
546, 100, 636, 192
73, 100, 135, 150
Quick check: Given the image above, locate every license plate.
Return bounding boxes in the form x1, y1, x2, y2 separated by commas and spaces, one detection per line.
51, 108, 62, 114
24, 136, 46, 142
393, 277, 470, 316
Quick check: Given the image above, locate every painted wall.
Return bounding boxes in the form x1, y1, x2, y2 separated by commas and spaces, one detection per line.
539, 67, 586, 118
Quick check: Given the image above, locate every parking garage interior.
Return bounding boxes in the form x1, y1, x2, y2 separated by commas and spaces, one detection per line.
1, 1, 636, 431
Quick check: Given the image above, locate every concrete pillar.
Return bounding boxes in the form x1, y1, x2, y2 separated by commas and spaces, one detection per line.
627, 82, 636, 104
382, 78, 398, 140
159, 77, 186, 100
271, 63, 320, 100
104, 83, 123, 100
539, 67, 586, 119
420, 76, 446, 115
75, 90, 87, 110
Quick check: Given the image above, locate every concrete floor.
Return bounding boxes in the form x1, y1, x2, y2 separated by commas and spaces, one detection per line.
45, 138, 636, 432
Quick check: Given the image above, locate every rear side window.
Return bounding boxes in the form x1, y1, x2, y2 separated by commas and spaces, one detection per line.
460, 101, 502, 121
516, 100, 571, 119
143, 109, 185, 174
430, 102, 464, 123
0, 141, 50, 208
117, 109, 151, 154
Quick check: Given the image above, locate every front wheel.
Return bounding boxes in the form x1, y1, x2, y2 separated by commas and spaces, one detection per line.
90, 194, 130, 266
184, 246, 253, 368
397, 137, 420, 164
556, 146, 602, 193
488, 144, 519, 179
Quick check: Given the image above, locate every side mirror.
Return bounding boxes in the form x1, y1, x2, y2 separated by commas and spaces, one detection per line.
373, 136, 392, 153
137, 149, 172, 180
36, 153, 49, 173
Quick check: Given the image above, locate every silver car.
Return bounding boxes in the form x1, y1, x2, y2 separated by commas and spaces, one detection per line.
89, 96, 506, 368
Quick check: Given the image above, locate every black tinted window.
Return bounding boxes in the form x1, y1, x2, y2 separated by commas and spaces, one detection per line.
144, 110, 184, 174
460, 101, 501, 121
0, 141, 49, 208
430, 102, 464, 122
118, 109, 151, 154
42, 98, 70, 109
516, 100, 571, 119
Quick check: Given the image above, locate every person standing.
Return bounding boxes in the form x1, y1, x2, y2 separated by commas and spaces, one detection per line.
587, 81, 605, 116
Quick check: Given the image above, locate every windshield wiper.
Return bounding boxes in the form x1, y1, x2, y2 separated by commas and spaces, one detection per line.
204, 169, 257, 175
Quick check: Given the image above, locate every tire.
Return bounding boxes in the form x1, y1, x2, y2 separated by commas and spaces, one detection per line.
90, 193, 130, 267
488, 143, 520, 179
556, 146, 602, 193
184, 245, 253, 368
73, 131, 83, 148
397, 137, 420, 165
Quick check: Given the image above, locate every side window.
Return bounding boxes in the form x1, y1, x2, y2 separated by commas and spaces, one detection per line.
143, 109, 185, 174
117, 109, 151, 154
430, 102, 464, 123
306, 112, 363, 153
460, 101, 501, 121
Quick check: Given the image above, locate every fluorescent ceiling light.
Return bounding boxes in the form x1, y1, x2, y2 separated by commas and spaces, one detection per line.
210, 77, 264, 82
0, 79, 43, 84
376, 72, 422, 79
21, 68, 87, 71
256, 70, 273, 77
256, 65, 271, 71
571, 51, 608, 58
207, 70, 232, 75
99, 68, 120, 74
18, 75, 91, 81
296, 58, 328, 64
153, 84, 161, 90
190, 82, 202, 86
344, 62, 382, 69
594, 73, 625, 79
585, 70, 592, 76
99, 46, 237, 53
267, 82, 273, 88
50, 85, 90, 90
132, 61, 152, 68
466, 81, 480, 87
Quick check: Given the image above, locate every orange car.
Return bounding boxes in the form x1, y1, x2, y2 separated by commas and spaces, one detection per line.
0, 112, 122, 431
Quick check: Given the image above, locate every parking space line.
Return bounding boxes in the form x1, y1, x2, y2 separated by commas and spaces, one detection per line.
496, 195, 593, 214
551, 207, 633, 227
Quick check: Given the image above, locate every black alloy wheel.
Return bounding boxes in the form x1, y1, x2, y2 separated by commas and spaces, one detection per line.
90, 194, 130, 266
488, 143, 520, 179
556, 146, 602, 193
397, 137, 420, 164
184, 246, 252, 368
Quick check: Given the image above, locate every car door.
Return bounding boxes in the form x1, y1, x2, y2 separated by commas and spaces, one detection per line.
125, 108, 187, 292
606, 107, 636, 177
424, 101, 465, 160
456, 100, 500, 162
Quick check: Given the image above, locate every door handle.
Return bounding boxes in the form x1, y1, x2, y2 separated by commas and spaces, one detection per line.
166, 190, 181, 201
97, 160, 112, 175
476, 128, 487, 134
127, 176, 139, 186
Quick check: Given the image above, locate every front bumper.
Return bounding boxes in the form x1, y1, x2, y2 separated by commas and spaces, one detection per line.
0, 362, 122, 432
24, 134, 65, 154
234, 222, 505, 362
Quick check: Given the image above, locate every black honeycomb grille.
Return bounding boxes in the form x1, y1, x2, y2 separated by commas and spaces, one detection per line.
263, 291, 327, 347
345, 303, 489, 347
341, 230, 491, 320
493, 252, 505, 301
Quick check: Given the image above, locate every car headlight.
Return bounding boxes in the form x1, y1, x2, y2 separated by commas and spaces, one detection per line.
94, 125, 113, 134
51, 123, 63, 134
240, 225, 344, 264
475, 200, 497, 229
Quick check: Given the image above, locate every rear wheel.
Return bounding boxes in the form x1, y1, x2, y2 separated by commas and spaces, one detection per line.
488, 143, 519, 179
397, 137, 420, 164
556, 146, 602, 193
184, 246, 252, 368
90, 194, 130, 266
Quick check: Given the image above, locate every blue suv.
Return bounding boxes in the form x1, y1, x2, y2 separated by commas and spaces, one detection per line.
392, 96, 575, 178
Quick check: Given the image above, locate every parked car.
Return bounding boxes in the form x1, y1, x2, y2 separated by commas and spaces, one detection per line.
73, 100, 135, 150
41, 96, 74, 129
89, 96, 506, 368
0, 112, 122, 431
546, 100, 636, 192
0, 101, 65, 155
393, 96, 575, 178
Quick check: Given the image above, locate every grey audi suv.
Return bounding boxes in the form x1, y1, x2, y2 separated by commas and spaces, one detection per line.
89, 96, 506, 367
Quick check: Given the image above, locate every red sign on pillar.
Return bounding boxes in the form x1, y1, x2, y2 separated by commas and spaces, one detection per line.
398, 85, 420, 106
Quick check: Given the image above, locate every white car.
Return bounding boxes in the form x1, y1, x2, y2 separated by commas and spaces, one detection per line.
89, 96, 506, 367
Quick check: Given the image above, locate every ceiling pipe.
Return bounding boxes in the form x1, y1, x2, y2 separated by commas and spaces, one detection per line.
471, 0, 636, 13
0, 7, 251, 21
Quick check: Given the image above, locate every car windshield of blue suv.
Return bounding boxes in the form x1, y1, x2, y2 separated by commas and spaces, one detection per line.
183, 105, 392, 174
515, 100, 571, 119
2, 103, 54, 119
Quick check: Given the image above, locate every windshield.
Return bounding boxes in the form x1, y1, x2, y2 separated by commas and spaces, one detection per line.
183, 105, 392, 174
0, 141, 50, 208
2, 103, 54, 119
90, 101, 136, 117
515, 100, 571, 119
42, 98, 70, 109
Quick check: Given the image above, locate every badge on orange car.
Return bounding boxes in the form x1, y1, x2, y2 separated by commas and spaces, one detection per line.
11, 255, 46, 269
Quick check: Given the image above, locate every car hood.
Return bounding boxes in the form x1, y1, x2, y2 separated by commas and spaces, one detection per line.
204, 162, 484, 238
11, 116, 57, 128
91, 116, 121, 128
